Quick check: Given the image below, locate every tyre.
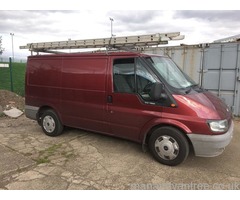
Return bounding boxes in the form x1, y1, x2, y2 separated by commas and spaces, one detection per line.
149, 126, 189, 166
40, 109, 63, 137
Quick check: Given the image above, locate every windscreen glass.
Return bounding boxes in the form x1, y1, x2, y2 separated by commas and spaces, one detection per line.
145, 56, 196, 89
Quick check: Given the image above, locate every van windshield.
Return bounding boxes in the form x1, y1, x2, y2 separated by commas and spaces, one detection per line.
144, 56, 196, 89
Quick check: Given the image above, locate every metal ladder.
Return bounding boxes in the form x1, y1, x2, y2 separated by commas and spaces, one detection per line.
19, 32, 185, 54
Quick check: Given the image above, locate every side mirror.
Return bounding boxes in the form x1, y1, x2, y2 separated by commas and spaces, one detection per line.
149, 82, 163, 101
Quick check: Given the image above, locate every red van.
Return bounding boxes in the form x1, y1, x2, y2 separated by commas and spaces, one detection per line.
25, 52, 234, 166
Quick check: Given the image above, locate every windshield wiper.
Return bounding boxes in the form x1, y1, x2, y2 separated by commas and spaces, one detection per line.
185, 87, 192, 94
185, 84, 199, 94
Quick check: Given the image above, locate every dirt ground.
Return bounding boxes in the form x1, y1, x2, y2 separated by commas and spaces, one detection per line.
0, 90, 25, 112
0, 90, 239, 190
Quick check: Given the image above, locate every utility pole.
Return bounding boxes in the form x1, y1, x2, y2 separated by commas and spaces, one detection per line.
10, 33, 14, 62
0, 36, 4, 55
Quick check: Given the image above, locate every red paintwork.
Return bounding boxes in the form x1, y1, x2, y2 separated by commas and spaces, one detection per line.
161, 92, 232, 136
25, 52, 231, 144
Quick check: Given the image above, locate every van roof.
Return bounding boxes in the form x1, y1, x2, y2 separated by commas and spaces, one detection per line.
27, 51, 159, 59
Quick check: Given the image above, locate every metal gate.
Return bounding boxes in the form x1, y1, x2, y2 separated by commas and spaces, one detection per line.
202, 43, 240, 116
144, 42, 240, 116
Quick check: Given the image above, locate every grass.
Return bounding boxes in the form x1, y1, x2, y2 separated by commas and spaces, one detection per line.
35, 157, 50, 165
35, 144, 62, 164
0, 62, 26, 96
34, 143, 75, 165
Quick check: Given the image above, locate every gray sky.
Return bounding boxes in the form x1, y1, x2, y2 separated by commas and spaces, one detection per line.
1, 9, 240, 60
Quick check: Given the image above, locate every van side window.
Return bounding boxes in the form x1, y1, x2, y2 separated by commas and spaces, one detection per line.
136, 60, 157, 101
113, 58, 135, 93
113, 58, 158, 101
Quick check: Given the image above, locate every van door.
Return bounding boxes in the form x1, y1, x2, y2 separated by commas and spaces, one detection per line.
107, 57, 163, 142
61, 56, 109, 134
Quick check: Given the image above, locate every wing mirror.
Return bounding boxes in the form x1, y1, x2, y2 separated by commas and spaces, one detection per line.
149, 82, 164, 101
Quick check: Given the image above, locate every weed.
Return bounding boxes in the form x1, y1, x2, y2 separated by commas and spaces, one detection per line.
36, 144, 62, 165
35, 157, 50, 164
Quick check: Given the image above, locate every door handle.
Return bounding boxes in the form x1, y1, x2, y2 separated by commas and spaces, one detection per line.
107, 95, 113, 103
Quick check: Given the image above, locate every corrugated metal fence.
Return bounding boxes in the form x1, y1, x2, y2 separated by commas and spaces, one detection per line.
144, 42, 240, 116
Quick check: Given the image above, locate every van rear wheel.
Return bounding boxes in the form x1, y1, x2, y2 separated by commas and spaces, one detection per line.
40, 109, 63, 137
149, 127, 189, 166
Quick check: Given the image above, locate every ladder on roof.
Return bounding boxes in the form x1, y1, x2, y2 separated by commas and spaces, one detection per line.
19, 32, 185, 54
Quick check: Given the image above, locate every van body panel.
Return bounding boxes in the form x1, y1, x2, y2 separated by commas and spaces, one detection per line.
161, 92, 232, 136
106, 93, 163, 142
60, 57, 109, 133
174, 92, 231, 120
25, 52, 234, 160
139, 117, 192, 142
25, 57, 62, 119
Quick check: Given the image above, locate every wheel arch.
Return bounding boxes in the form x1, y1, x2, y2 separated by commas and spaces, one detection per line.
140, 120, 193, 151
37, 105, 62, 124
38, 107, 64, 136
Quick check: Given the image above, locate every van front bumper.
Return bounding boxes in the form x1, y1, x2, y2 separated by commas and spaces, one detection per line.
187, 120, 234, 157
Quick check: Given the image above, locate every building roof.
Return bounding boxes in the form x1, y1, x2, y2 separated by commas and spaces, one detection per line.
214, 34, 240, 43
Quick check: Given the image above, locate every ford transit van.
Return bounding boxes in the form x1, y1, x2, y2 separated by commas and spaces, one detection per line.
25, 52, 234, 166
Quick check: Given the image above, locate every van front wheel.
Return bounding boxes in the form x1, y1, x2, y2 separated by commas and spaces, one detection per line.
149, 127, 189, 166
40, 109, 63, 137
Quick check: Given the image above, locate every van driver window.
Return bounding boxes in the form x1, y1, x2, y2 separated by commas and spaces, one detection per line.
113, 58, 158, 101
136, 60, 157, 101
113, 58, 135, 93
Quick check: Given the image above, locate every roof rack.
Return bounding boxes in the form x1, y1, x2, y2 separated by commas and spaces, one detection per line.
19, 32, 185, 54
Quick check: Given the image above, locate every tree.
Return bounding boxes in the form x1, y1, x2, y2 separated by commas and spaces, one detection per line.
0, 36, 4, 55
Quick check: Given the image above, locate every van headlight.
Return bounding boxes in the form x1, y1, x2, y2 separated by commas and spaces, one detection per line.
208, 119, 228, 133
